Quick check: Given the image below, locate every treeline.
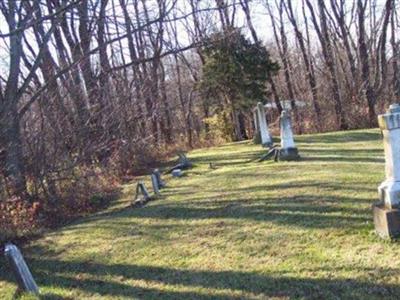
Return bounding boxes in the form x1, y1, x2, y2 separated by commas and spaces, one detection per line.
264, 0, 399, 132
0, 0, 398, 234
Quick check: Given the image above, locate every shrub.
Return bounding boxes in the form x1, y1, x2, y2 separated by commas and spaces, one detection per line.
41, 167, 120, 226
0, 197, 40, 244
203, 110, 234, 143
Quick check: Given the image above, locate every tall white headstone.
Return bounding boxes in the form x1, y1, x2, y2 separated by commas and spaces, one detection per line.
256, 102, 273, 147
378, 104, 400, 209
374, 103, 400, 238
279, 110, 299, 160
280, 110, 296, 149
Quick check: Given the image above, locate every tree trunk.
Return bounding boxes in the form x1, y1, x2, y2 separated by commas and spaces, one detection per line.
285, 0, 322, 130
231, 108, 243, 141
358, 0, 378, 127
391, 3, 400, 98
307, 0, 348, 130
238, 111, 248, 140
0, 108, 27, 198
1, 1, 28, 198
160, 62, 173, 143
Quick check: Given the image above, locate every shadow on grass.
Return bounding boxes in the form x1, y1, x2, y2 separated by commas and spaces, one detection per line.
299, 147, 384, 164
301, 156, 384, 163
219, 180, 379, 193
65, 178, 376, 232
297, 130, 381, 144
121, 195, 371, 230
301, 148, 382, 154
190, 151, 264, 166
1, 258, 399, 299
189, 137, 384, 166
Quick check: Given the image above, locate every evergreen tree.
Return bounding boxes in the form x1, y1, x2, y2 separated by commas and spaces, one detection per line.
200, 28, 279, 141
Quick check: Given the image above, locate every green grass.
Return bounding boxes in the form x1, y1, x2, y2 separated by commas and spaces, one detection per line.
2, 129, 400, 299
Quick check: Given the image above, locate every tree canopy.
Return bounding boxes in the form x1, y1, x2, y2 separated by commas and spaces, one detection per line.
200, 28, 279, 111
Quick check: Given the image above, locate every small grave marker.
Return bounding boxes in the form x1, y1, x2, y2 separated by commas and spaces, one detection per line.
151, 174, 160, 195
4, 243, 39, 295
168, 153, 193, 173
153, 169, 166, 188
178, 153, 192, 168
209, 162, 217, 169
172, 169, 183, 177
133, 182, 151, 207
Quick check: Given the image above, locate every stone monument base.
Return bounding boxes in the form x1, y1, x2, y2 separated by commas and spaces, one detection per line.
373, 202, 400, 238
279, 147, 300, 161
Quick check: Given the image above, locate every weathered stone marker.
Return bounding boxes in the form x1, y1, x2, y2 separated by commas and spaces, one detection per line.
374, 103, 400, 238
153, 169, 166, 188
4, 243, 39, 295
133, 182, 151, 206
168, 153, 192, 173
209, 162, 217, 169
279, 110, 300, 161
256, 102, 273, 147
151, 174, 160, 195
178, 153, 192, 168
172, 169, 183, 177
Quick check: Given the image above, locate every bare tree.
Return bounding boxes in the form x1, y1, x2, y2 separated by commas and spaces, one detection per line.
306, 0, 348, 129
284, 0, 322, 130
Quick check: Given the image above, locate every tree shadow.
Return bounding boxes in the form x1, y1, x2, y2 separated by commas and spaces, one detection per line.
301, 148, 382, 154
300, 156, 384, 163
298, 147, 384, 163
1, 258, 399, 299
190, 151, 264, 166
216, 180, 379, 194
63, 177, 377, 232
296, 130, 381, 144
109, 193, 372, 230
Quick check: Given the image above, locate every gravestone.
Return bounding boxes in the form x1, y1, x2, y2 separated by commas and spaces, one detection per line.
374, 103, 400, 238
172, 169, 183, 177
4, 243, 39, 295
256, 102, 273, 147
133, 182, 151, 206
151, 174, 160, 195
153, 169, 166, 188
279, 110, 300, 161
209, 162, 217, 169
178, 153, 192, 168
168, 153, 192, 173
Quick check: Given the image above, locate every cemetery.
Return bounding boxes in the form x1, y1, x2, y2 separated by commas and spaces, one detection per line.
1, 0, 400, 299
2, 118, 400, 298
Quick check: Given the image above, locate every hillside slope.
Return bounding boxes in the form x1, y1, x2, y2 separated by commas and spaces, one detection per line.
2, 129, 400, 299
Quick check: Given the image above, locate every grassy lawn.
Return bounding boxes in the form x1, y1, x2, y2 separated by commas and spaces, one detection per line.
2, 128, 400, 299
